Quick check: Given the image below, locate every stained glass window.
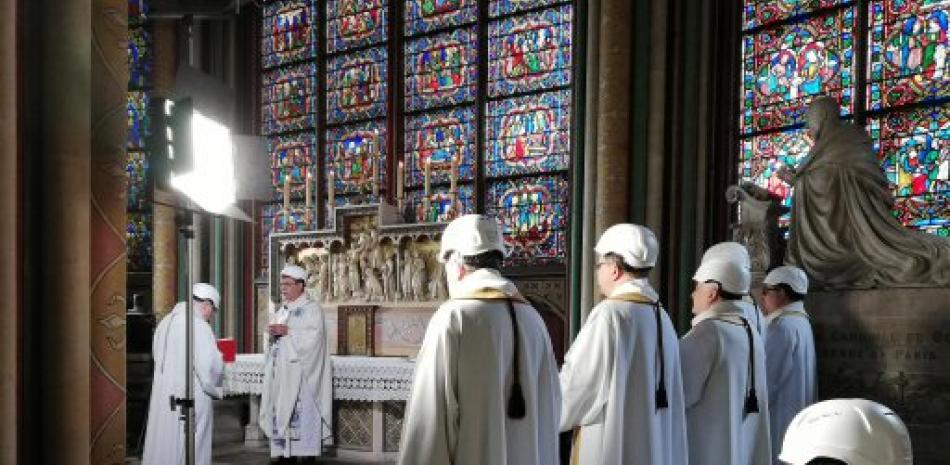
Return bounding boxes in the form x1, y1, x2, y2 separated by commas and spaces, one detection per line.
404, 27, 478, 111
127, 212, 154, 271
326, 47, 388, 124
743, 0, 848, 30
405, 0, 477, 36
868, 0, 950, 110
488, 5, 573, 97
869, 105, 950, 235
272, 206, 312, 233
740, 6, 856, 134
262, 0, 317, 69
269, 132, 316, 201
326, 120, 388, 201
485, 175, 569, 264
404, 106, 476, 187
489, 0, 560, 18
326, 0, 389, 53
485, 90, 571, 177
262, 62, 317, 134
129, 0, 147, 26
127, 91, 150, 150
127, 151, 150, 211
406, 184, 475, 222
129, 26, 152, 88
739, 128, 811, 225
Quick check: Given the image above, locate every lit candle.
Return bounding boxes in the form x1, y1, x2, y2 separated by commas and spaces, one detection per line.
372, 157, 379, 198
305, 169, 312, 209
424, 158, 431, 197
450, 157, 457, 193
283, 172, 290, 211
327, 169, 335, 208
397, 161, 404, 199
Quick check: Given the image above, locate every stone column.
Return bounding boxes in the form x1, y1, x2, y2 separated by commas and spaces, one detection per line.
594, 0, 633, 237
0, 0, 17, 462
578, 0, 600, 324
40, 0, 92, 461
89, 0, 128, 463
152, 21, 178, 316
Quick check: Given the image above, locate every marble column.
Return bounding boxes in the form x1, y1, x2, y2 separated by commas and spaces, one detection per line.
39, 0, 93, 461
0, 0, 17, 462
152, 21, 178, 317
594, 0, 633, 238
89, 0, 128, 463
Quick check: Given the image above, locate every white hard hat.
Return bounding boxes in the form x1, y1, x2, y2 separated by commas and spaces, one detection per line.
693, 258, 751, 295
594, 223, 658, 268
764, 265, 809, 295
701, 242, 751, 269
438, 214, 507, 263
779, 398, 912, 465
192, 283, 221, 308
281, 264, 308, 281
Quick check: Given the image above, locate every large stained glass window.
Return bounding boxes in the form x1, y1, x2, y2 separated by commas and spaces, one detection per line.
262, 62, 317, 134
404, 27, 478, 111
739, 0, 950, 238
128, 0, 153, 272
262, 0, 317, 69
261, 0, 576, 268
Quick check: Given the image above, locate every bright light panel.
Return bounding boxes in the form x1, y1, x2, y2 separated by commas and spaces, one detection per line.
170, 110, 236, 214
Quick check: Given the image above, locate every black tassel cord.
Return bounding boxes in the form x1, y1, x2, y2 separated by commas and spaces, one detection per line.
506, 299, 526, 419
653, 301, 669, 410
741, 317, 759, 416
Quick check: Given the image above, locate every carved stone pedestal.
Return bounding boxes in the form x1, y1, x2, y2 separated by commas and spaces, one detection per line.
809, 287, 950, 465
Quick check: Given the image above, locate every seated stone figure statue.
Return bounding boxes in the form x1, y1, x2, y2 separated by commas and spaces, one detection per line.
779, 96, 950, 289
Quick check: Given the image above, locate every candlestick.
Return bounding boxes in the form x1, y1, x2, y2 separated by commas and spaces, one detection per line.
372, 157, 379, 198
450, 157, 457, 193
327, 169, 335, 208
283, 172, 290, 211
397, 161, 404, 200
424, 158, 431, 198
305, 170, 311, 209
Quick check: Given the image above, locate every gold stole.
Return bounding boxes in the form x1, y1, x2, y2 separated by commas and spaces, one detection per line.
606, 292, 657, 305
453, 287, 529, 304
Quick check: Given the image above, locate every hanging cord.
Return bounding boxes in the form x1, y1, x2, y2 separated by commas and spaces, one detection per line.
750, 295, 762, 332
505, 299, 526, 419
652, 301, 669, 410
741, 316, 760, 416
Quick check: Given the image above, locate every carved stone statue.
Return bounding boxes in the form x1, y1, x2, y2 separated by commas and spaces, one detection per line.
364, 266, 383, 301
336, 256, 350, 300
319, 255, 330, 298
726, 183, 789, 273
401, 249, 414, 301
348, 245, 363, 299
382, 252, 396, 301
428, 259, 447, 300
411, 251, 427, 301
781, 96, 950, 288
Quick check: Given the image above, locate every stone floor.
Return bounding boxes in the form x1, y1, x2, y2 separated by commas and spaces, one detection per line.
127, 399, 393, 465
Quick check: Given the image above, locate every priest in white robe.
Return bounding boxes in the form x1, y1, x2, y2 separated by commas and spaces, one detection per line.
142, 283, 225, 465
559, 223, 688, 465
680, 248, 771, 465
760, 266, 816, 465
398, 214, 561, 465
260, 264, 333, 462
701, 242, 765, 334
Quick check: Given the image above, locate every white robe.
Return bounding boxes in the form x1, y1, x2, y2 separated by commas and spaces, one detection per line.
764, 301, 817, 465
559, 280, 688, 465
142, 302, 224, 465
260, 292, 333, 458
680, 300, 771, 465
738, 298, 765, 335
398, 268, 561, 465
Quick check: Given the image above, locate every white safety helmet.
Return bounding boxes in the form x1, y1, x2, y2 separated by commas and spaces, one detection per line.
438, 214, 507, 263
281, 264, 308, 282
192, 283, 221, 309
594, 223, 658, 269
693, 258, 751, 295
779, 399, 912, 465
764, 265, 809, 295
701, 241, 751, 270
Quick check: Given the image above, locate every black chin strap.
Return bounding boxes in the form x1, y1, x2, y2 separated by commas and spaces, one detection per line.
505, 299, 526, 419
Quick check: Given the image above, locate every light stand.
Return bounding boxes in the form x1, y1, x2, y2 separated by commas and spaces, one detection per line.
170, 214, 197, 465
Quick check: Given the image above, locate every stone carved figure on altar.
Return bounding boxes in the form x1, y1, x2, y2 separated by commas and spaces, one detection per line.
726, 182, 789, 273
319, 255, 330, 298
410, 251, 427, 301
364, 265, 383, 301
779, 96, 950, 288
382, 251, 396, 301
348, 245, 363, 299
428, 259, 447, 300
336, 256, 350, 300
401, 249, 414, 301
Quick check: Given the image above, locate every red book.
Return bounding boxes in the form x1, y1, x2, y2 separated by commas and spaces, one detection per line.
217, 338, 236, 363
